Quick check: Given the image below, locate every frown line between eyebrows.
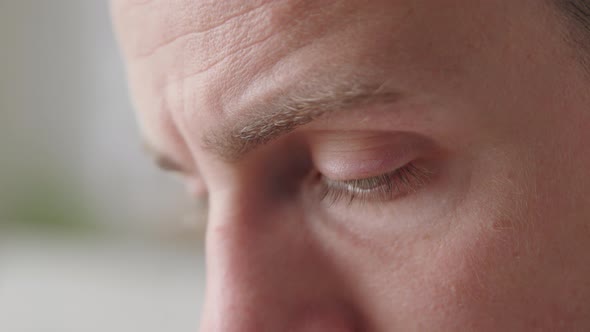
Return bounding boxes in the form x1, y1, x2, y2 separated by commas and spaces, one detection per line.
202, 81, 404, 162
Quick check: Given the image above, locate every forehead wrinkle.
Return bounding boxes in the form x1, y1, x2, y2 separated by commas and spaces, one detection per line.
202, 79, 402, 162
120, 0, 340, 95
114, 0, 273, 58
137, 1, 275, 60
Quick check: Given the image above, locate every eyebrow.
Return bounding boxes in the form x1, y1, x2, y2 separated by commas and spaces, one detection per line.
203, 80, 403, 162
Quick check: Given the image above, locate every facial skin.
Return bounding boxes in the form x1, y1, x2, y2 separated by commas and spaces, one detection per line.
112, 0, 590, 330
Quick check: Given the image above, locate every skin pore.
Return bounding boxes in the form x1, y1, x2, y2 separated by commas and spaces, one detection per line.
111, 0, 590, 331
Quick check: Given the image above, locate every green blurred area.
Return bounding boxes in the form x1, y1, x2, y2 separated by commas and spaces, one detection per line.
0, 1, 97, 233
0, 169, 97, 232
0, 3, 206, 330
0, 1, 200, 238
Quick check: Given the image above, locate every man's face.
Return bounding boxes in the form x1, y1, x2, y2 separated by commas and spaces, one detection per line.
112, 0, 590, 330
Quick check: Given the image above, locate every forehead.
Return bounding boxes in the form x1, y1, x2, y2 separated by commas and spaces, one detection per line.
112, 0, 406, 60
113, 0, 404, 146
111, 0, 528, 159
112, 0, 412, 100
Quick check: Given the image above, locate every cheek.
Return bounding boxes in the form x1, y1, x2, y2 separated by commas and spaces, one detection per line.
426, 226, 522, 316
334, 217, 538, 330
413, 217, 553, 330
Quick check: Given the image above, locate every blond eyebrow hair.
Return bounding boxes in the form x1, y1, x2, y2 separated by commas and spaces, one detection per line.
202, 79, 402, 162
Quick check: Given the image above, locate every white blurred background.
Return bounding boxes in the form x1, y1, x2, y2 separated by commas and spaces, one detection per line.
0, 1, 206, 331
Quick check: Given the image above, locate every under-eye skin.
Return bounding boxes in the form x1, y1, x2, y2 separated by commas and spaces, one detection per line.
318, 163, 433, 205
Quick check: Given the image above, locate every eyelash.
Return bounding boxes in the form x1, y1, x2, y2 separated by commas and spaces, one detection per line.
318, 163, 432, 205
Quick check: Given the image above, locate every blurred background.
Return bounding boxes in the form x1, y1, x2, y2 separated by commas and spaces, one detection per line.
0, 1, 206, 331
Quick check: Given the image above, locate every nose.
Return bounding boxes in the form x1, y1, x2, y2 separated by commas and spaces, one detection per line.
198, 193, 361, 332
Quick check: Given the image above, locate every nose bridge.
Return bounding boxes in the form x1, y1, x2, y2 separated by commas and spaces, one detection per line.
199, 223, 267, 331
201, 196, 305, 330
199, 193, 361, 331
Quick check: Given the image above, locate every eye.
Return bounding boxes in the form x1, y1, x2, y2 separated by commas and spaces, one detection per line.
318, 163, 433, 205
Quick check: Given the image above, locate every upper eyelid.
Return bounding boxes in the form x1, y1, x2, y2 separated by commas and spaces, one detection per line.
339, 173, 393, 185
324, 173, 393, 193
326, 163, 424, 185
310, 132, 437, 181
142, 140, 194, 174
153, 154, 187, 173
318, 163, 433, 203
